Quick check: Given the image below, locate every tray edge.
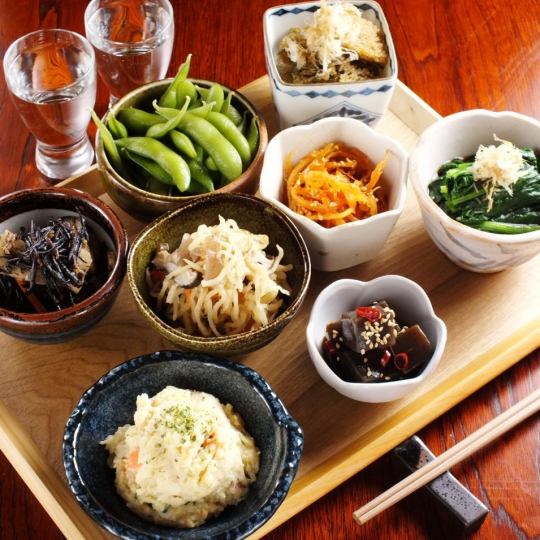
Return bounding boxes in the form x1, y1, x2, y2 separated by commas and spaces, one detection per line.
0, 76, 511, 540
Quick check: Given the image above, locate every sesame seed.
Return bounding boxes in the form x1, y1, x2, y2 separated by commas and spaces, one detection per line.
384, 376, 391, 381
360, 349, 365, 355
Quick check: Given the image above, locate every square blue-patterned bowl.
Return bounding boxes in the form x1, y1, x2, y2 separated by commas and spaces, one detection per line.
263, 0, 397, 128
63, 351, 303, 540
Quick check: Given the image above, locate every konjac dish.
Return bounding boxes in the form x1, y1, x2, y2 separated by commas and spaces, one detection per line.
429, 136, 540, 234
146, 217, 292, 337
285, 142, 388, 228
102, 386, 260, 528
322, 300, 433, 383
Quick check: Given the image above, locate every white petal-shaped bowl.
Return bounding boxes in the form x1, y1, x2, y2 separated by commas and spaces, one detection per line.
259, 117, 408, 271
410, 109, 540, 273
306, 276, 447, 403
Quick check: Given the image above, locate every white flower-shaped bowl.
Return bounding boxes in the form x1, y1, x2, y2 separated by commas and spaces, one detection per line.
259, 116, 408, 271
263, 1, 398, 128
306, 276, 447, 403
410, 109, 540, 273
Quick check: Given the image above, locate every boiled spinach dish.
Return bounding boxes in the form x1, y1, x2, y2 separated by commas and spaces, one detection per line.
429, 138, 540, 234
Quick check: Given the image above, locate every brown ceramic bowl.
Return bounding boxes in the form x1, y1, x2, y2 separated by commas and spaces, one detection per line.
96, 79, 268, 221
128, 193, 311, 355
0, 188, 128, 343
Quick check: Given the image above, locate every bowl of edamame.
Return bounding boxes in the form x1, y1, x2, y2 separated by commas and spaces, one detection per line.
94, 55, 268, 220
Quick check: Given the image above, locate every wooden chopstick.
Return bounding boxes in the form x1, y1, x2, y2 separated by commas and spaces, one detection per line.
353, 387, 540, 525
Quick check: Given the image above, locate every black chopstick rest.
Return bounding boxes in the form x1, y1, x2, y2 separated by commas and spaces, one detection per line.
391, 436, 489, 535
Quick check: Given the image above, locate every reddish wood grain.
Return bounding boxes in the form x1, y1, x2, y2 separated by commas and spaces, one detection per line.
0, 1, 538, 539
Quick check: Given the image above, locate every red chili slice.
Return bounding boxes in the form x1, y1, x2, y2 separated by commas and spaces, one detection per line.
323, 338, 336, 356
380, 349, 392, 367
394, 352, 410, 371
355, 306, 381, 322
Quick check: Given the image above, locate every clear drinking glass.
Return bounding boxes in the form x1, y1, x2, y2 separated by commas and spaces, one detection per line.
84, 0, 174, 105
3, 29, 97, 180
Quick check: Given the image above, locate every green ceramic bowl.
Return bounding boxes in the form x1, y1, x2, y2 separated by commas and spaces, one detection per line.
95, 79, 268, 221
128, 193, 311, 355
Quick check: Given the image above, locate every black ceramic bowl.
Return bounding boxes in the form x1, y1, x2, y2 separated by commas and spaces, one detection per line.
63, 351, 303, 540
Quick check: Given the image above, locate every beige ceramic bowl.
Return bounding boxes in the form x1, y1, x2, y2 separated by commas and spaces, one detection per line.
96, 79, 268, 220
128, 193, 311, 355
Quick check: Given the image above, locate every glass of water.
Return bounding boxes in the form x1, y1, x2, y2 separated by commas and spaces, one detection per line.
85, 0, 174, 105
3, 29, 97, 180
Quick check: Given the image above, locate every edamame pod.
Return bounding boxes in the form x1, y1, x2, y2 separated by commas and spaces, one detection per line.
146, 97, 190, 138
194, 85, 209, 100
206, 111, 251, 167
194, 144, 204, 163
205, 155, 218, 171
187, 159, 214, 192
159, 54, 192, 108
91, 110, 128, 177
116, 137, 191, 192
154, 100, 213, 120
122, 149, 173, 185
118, 108, 163, 133
178, 113, 242, 182
146, 177, 170, 196
189, 102, 215, 118
176, 79, 197, 109
226, 104, 242, 126
169, 130, 197, 159
107, 115, 128, 139
221, 92, 232, 116
237, 111, 248, 134
247, 117, 259, 158
185, 180, 208, 195
206, 83, 224, 112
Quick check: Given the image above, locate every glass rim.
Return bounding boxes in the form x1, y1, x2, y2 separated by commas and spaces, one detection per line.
84, 0, 174, 48
3, 28, 96, 91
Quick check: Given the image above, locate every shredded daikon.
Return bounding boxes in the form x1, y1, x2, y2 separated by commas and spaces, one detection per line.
147, 217, 292, 337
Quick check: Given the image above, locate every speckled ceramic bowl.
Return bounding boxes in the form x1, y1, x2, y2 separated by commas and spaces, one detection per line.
96, 79, 268, 221
0, 188, 128, 343
410, 109, 540, 272
127, 193, 311, 355
63, 350, 303, 540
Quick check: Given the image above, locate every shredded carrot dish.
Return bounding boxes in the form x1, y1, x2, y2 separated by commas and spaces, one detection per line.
285, 142, 388, 228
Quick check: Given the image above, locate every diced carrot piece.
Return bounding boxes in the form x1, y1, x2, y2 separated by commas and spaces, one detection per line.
127, 449, 141, 470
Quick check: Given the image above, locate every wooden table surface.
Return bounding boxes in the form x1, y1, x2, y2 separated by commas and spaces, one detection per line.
0, 1, 539, 539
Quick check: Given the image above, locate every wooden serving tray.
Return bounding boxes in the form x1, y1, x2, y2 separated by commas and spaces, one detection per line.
0, 77, 539, 540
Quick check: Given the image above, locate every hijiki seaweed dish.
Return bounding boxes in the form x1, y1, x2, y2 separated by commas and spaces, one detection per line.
0, 215, 114, 313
